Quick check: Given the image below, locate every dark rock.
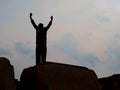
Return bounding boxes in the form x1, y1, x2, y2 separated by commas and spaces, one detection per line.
0, 57, 16, 90
20, 66, 36, 90
15, 79, 21, 90
99, 74, 120, 90
20, 62, 101, 90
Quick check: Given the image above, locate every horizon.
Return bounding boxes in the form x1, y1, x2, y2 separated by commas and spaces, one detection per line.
0, 0, 120, 79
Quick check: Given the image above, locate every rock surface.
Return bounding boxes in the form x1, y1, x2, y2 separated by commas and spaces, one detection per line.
99, 74, 120, 90
0, 57, 16, 90
20, 62, 101, 90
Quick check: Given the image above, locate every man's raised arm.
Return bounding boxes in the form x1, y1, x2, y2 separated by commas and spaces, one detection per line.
30, 13, 37, 29
45, 16, 53, 30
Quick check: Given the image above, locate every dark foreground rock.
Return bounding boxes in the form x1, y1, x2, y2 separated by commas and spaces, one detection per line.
0, 57, 16, 90
99, 74, 120, 90
20, 62, 101, 90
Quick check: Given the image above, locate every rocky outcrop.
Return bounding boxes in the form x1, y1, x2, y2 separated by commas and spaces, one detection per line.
0, 57, 16, 90
99, 74, 120, 90
20, 62, 101, 90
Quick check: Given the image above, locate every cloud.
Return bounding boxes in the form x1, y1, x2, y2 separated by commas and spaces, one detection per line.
114, 34, 120, 40
82, 54, 99, 64
0, 48, 12, 57
53, 34, 79, 59
97, 15, 110, 23
104, 37, 120, 73
15, 42, 34, 59
53, 34, 100, 67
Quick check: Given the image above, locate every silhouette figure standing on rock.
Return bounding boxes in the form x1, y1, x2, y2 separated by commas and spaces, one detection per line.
30, 13, 53, 65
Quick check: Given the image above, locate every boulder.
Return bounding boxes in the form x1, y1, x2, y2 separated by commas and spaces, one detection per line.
99, 74, 120, 90
20, 62, 101, 90
0, 57, 16, 90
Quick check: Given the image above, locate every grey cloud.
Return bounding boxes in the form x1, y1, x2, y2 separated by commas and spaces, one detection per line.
0, 48, 12, 56
114, 34, 120, 39
53, 34, 100, 66
106, 37, 120, 62
82, 54, 99, 64
113, 48, 120, 61
53, 34, 79, 59
15, 42, 34, 59
105, 39, 120, 73
97, 15, 110, 23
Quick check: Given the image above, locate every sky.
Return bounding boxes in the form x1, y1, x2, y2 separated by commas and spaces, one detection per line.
0, 0, 120, 79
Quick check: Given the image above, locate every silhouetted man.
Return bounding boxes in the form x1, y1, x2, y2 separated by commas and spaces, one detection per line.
30, 13, 53, 65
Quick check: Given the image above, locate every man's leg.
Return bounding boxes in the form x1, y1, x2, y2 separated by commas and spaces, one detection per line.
42, 46, 47, 63
36, 45, 41, 65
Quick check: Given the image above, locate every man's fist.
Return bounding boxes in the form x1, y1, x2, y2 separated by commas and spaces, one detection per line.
51, 16, 53, 20
30, 13, 32, 17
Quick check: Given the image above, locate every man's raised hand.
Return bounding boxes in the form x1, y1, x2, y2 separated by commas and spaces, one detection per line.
30, 13, 32, 17
51, 16, 53, 21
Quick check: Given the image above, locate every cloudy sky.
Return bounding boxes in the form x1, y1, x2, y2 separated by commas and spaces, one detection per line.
0, 0, 120, 79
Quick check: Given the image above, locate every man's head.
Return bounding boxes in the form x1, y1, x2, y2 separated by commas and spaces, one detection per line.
38, 23, 44, 28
